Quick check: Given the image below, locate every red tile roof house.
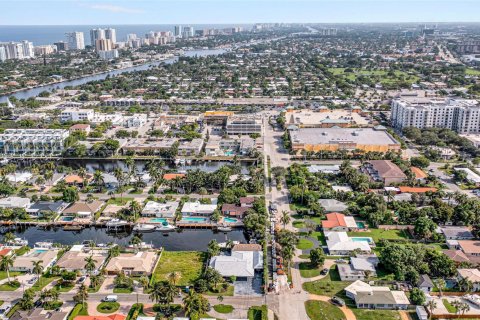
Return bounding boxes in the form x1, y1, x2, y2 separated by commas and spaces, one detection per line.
322, 212, 358, 231
221, 204, 250, 218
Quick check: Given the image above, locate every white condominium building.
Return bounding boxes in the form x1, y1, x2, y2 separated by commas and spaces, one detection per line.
65, 32, 85, 50
391, 98, 480, 134
60, 108, 95, 122
0, 41, 35, 60
0, 129, 70, 156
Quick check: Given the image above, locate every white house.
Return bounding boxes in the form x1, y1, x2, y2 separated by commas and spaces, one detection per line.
0, 197, 31, 209
181, 202, 217, 216
325, 231, 371, 255
345, 280, 410, 310
141, 201, 179, 219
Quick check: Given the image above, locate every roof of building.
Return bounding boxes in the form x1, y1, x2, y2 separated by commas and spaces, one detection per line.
239, 197, 255, 204
56, 249, 107, 270
355, 289, 410, 305
308, 164, 341, 174
458, 240, 480, 254
350, 257, 377, 272
209, 250, 263, 277
322, 213, 357, 229
64, 174, 91, 184
418, 274, 434, 288
163, 173, 186, 181
13, 249, 58, 270
318, 199, 348, 212
443, 249, 471, 263
141, 201, 179, 218
325, 231, 371, 252
0, 248, 12, 256
232, 244, 262, 252
10, 308, 69, 320
181, 202, 217, 214
338, 263, 365, 278
290, 128, 400, 146
221, 204, 249, 216
105, 251, 159, 274
411, 167, 428, 179
70, 124, 91, 130
454, 168, 480, 183
367, 160, 407, 179
398, 186, 438, 193
27, 201, 67, 213
62, 201, 104, 215
458, 269, 480, 282
441, 227, 474, 239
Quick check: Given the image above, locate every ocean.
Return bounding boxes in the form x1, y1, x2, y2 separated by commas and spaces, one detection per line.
0, 24, 253, 45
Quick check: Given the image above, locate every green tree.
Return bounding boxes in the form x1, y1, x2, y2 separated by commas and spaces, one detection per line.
409, 288, 426, 305
309, 248, 325, 268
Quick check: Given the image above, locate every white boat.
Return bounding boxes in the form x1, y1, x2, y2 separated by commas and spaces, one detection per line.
0, 158, 9, 166
127, 242, 154, 249
34, 241, 54, 249
156, 223, 176, 231
106, 219, 129, 229
133, 224, 156, 232
10, 238, 28, 246
217, 225, 232, 232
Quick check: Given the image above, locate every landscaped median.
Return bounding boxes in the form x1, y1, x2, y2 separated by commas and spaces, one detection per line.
97, 301, 120, 314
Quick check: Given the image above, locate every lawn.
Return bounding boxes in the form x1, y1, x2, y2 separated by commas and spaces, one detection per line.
205, 284, 234, 296
113, 287, 133, 293
303, 265, 349, 298
55, 282, 75, 292
152, 251, 206, 286
293, 220, 306, 229
107, 197, 133, 206
327, 68, 419, 85
68, 304, 88, 320
297, 238, 314, 250
213, 304, 234, 314
248, 305, 268, 320
305, 300, 345, 320
0, 281, 20, 291
466, 68, 480, 76
443, 299, 457, 313
97, 302, 120, 314
0, 271, 21, 281
299, 262, 321, 278
347, 229, 410, 243
352, 309, 401, 320
31, 276, 60, 292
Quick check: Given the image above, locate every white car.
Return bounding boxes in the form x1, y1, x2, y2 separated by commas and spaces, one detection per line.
0, 304, 11, 319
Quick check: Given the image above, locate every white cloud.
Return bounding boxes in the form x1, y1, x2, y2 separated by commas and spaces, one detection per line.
88, 3, 144, 14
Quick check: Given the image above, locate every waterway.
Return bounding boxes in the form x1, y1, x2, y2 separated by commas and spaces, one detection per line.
0, 48, 226, 103
8, 226, 247, 251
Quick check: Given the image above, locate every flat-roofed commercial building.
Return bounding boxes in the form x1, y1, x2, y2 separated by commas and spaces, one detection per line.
289, 128, 400, 153
0, 129, 70, 155
285, 108, 369, 128
226, 116, 262, 135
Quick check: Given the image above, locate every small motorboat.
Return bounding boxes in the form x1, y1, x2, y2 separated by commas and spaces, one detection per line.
133, 224, 156, 232
34, 241, 54, 249
10, 237, 28, 246
217, 225, 232, 232
156, 222, 176, 231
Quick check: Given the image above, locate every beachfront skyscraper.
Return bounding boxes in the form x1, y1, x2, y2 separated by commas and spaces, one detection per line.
65, 31, 85, 50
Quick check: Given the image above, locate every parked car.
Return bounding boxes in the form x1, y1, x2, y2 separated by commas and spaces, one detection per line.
0, 304, 11, 319
77, 276, 86, 284
28, 276, 38, 284
320, 268, 329, 275
335, 259, 347, 264
102, 295, 118, 302
331, 296, 345, 307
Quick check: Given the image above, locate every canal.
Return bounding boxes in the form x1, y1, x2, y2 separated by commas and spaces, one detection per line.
8, 227, 247, 251
0, 48, 226, 103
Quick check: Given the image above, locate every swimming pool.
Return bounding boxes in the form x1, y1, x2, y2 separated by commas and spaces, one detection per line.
351, 237, 374, 244
150, 218, 168, 223
224, 217, 238, 223
61, 216, 74, 222
33, 249, 47, 255
181, 217, 208, 223
356, 222, 366, 229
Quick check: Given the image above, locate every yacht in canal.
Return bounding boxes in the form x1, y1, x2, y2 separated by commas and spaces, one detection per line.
133, 224, 156, 232
156, 222, 176, 231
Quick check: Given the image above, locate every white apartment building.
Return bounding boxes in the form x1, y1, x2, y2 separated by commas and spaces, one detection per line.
0, 41, 35, 60
0, 129, 70, 155
60, 108, 95, 122
65, 32, 85, 50
0, 47, 6, 62
391, 98, 480, 134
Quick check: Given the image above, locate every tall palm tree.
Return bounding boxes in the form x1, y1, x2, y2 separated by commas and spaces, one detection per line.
426, 299, 437, 319
0, 255, 15, 283
280, 210, 291, 229
32, 260, 43, 286
167, 271, 182, 286
183, 290, 209, 318
93, 170, 104, 188
84, 256, 97, 275
3, 232, 15, 244
74, 284, 88, 307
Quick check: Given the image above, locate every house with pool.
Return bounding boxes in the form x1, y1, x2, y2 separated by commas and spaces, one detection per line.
10, 247, 59, 272
141, 201, 179, 221
325, 231, 373, 255
26, 200, 69, 219
181, 201, 217, 217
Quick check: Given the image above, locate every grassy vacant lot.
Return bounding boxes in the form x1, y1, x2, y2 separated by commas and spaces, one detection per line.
153, 251, 206, 286
347, 228, 411, 243
297, 238, 314, 250
303, 265, 349, 297
299, 262, 321, 278
352, 309, 402, 320
305, 300, 346, 320
213, 304, 234, 314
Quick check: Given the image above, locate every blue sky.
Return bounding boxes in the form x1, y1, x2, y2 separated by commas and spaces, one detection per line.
1, 0, 480, 25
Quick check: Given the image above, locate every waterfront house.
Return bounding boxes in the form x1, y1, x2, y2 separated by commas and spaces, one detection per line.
55, 245, 108, 275
177, 138, 204, 156
457, 269, 480, 291
325, 231, 371, 255
345, 280, 410, 310
318, 199, 348, 213
209, 244, 263, 280
26, 201, 69, 218
141, 201, 179, 219
10, 248, 58, 272
0, 197, 31, 209
221, 204, 249, 219
181, 201, 217, 216
105, 251, 159, 276
321, 213, 357, 231
61, 200, 104, 219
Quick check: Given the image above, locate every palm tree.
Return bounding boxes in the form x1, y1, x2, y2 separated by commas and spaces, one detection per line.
129, 200, 142, 221
3, 232, 15, 244
74, 284, 88, 307
93, 170, 104, 188
280, 210, 291, 229
32, 260, 43, 286
84, 256, 97, 275
183, 290, 209, 318
0, 255, 15, 284
167, 271, 182, 286
138, 276, 150, 291
427, 299, 437, 319
435, 279, 446, 297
